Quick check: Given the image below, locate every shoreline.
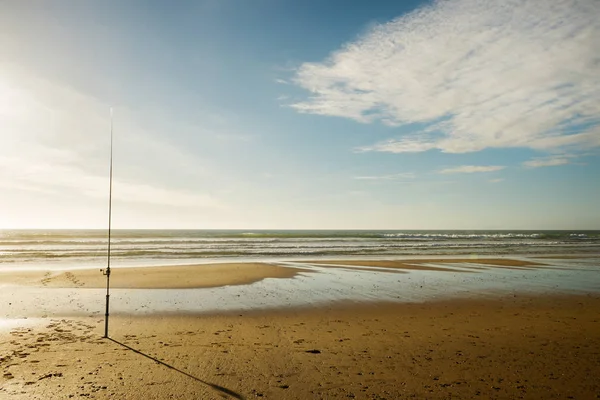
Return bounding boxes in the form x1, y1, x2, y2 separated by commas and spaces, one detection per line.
2, 251, 598, 273
1, 256, 598, 320
0, 256, 580, 289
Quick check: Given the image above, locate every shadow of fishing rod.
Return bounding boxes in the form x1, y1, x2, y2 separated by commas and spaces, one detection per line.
108, 338, 244, 399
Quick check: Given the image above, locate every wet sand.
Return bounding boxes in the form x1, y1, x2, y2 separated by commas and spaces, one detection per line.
1, 295, 599, 399
0, 258, 549, 289
305, 258, 547, 272
308, 258, 545, 267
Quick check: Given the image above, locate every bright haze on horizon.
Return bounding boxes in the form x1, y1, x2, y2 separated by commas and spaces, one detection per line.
0, 0, 599, 230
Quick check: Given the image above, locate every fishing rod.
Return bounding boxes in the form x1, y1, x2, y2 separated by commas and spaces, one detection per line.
102, 108, 114, 338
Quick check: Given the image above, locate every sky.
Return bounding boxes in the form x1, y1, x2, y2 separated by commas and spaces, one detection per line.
0, 0, 599, 230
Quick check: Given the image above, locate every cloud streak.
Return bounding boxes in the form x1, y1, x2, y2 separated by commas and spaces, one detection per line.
292, 0, 600, 154
439, 165, 505, 174
523, 157, 570, 168
354, 172, 415, 180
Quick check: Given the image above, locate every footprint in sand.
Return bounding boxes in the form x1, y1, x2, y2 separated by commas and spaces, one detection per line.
41, 272, 52, 286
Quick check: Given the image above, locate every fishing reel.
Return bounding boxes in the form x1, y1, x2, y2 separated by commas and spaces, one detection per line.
100, 268, 111, 277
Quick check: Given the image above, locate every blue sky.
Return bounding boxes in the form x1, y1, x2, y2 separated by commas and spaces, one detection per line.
1, 0, 599, 229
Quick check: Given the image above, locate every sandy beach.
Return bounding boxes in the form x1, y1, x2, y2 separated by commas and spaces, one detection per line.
1, 257, 599, 399
1, 295, 599, 399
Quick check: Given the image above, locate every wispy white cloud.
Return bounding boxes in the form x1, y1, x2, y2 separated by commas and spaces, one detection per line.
356, 138, 437, 153
523, 157, 570, 168
354, 172, 415, 180
0, 154, 224, 210
275, 79, 289, 85
291, 0, 600, 154
0, 67, 225, 213
439, 165, 505, 174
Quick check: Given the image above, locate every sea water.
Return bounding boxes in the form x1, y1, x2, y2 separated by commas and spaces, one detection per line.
1, 229, 599, 270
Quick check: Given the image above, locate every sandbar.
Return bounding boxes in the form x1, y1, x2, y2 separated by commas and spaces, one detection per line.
0, 263, 310, 289
305, 257, 545, 271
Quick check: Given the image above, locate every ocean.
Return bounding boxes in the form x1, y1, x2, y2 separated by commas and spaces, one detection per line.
1, 229, 599, 270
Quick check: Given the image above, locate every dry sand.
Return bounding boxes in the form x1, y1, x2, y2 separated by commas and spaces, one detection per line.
1, 294, 599, 399
0, 263, 310, 289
